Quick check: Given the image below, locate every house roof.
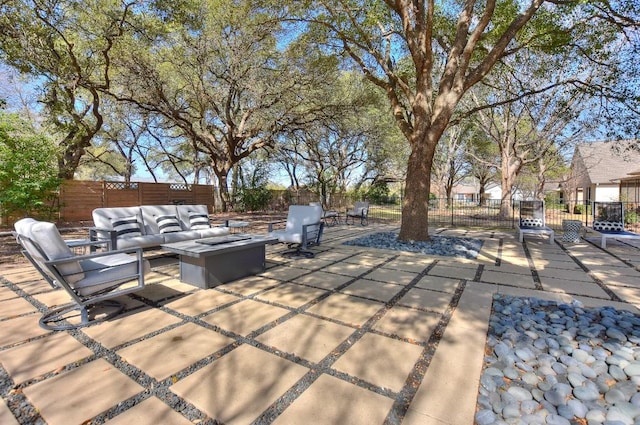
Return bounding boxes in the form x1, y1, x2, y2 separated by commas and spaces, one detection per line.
574, 140, 640, 184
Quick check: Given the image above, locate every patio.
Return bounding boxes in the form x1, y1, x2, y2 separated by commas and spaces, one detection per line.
1, 223, 640, 424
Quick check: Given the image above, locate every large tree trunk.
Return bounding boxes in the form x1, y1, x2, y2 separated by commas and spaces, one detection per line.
398, 131, 438, 242
499, 167, 517, 218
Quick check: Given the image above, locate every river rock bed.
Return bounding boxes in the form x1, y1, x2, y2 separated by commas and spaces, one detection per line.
477, 295, 640, 425
342, 232, 483, 259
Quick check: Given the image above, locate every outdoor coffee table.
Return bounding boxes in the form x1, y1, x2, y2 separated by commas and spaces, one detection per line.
161, 234, 278, 288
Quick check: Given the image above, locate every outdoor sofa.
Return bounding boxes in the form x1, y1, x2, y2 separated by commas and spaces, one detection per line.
91, 204, 229, 250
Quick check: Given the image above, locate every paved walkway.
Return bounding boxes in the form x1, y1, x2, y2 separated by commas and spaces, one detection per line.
0, 224, 639, 424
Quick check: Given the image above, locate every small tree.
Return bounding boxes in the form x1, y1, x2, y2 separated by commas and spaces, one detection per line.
0, 112, 61, 221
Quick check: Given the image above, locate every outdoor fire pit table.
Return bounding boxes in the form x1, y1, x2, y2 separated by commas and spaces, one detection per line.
161, 234, 278, 288
562, 219, 583, 243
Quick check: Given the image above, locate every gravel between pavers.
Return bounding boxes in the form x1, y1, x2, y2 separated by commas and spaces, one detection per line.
477, 294, 640, 425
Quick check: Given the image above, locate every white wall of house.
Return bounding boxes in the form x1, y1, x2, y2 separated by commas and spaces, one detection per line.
593, 185, 619, 202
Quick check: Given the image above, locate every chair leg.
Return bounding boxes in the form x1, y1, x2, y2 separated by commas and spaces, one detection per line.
39, 300, 125, 331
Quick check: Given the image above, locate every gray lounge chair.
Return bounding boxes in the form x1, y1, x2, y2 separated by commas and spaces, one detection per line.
14, 218, 149, 330
345, 202, 369, 226
269, 205, 325, 258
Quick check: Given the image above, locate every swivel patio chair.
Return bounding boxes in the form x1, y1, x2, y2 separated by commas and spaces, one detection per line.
517, 200, 554, 244
14, 218, 149, 330
345, 201, 369, 226
588, 202, 640, 248
268, 205, 325, 258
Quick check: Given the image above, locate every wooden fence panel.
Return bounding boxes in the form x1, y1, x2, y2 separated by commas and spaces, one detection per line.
104, 182, 141, 207
59, 180, 103, 221
140, 182, 172, 205
54, 180, 217, 221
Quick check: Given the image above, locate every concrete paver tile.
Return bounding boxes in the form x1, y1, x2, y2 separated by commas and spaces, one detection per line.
3, 269, 42, 284
171, 344, 308, 425
397, 288, 453, 313
260, 266, 311, 282
366, 268, 418, 285
313, 251, 355, 262
481, 270, 535, 286
117, 322, 234, 380
536, 267, 595, 282
0, 400, 19, 425
383, 258, 432, 273
428, 264, 477, 280
0, 332, 93, 385
23, 358, 143, 425
343, 253, 391, 266
592, 272, 640, 286
0, 315, 49, 347
293, 271, 353, 290
0, 286, 20, 302
201, 299, 290, 336
499, 257, 530, 268
405, 285, 492, 424
374, 306, 441, 343
482, 263, 532, 275
105, 397, 193, 425
0, 296, 37, 319
333, 332, 423, 392
256, 314, 353, 363
435, 259, 478, 269
323, 262, 371, 277
541, 279, 611, 298
256, 283, 327, 308
31, 290, 73, 308
273, 374, 394, 425
217, 276, 280, 296
135, 282, 195, 301
341, 279, 404, 303
414, 275, 460, 293
82, 307, 182, 349
306, 293, 382, 327
162, 290, 240, 316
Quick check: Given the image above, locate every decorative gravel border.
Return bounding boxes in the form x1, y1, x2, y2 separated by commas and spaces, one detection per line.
342, 232, 484, 260
478, 294, 640, 425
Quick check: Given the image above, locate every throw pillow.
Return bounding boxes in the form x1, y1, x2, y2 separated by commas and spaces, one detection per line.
156, 215, 182, 233
111, 216, 143, 238
189, 212, 210, 230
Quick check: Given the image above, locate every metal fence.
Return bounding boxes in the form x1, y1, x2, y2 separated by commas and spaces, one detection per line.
364, 199, 640, 232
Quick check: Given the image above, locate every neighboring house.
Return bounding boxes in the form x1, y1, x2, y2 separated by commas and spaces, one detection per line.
620, 170, 640, 204
452, 180, 503, 201
569, 140, 640, 203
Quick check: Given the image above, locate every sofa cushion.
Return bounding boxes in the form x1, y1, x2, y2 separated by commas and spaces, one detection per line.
111, 216, 143, 238
593, 221, 624, 232
189, 212, 210, 230
198, 226, 231, 238
156, 215, 182, 233
114, 234, 165, 250
76, 253, 150, 296
163, 230, 203, 243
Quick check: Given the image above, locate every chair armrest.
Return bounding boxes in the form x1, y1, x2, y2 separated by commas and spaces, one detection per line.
67, 239, 112, 251
268, 219, 287, 232
46, 246, 144, 265
90, 227, 117, 250
301, 221, 324, 249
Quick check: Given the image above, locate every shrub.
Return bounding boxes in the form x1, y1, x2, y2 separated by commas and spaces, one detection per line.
239, 186, 272, 212
0, 113, 61, 221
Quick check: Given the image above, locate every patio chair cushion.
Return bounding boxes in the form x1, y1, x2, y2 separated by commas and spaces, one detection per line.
189, 212, 210, 230
29, 221, 85, 284
520, 218, 544, 228
111, 216, 143, 238
76, 253, 150, 296
156, 215, 182, 234
592, 221, 624, 232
